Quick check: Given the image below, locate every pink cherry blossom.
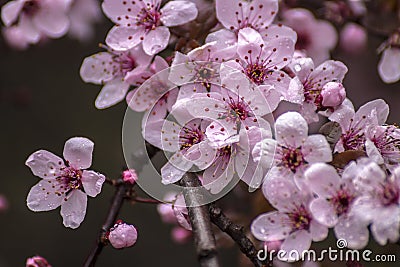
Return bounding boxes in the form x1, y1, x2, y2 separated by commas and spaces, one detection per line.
253, 112, 332, 189
169, 42, 225, 101
25, 137, 105, 229
347, 159, 400, 245
26, 255, 52, 267
305, 163, 369, 249
378, 47, 400, 84
102, 0, 198, 55
144, 118, 216, 184
178, 64, 275, 140
365, 124, 400, 165
67, 0, 101, 42
288, 57, 348, 122
80, 44, 152, 109
251, 177, 328, 261
209, 0, 296, 61
126, 56, 179, 122
201, 126, 271, 193
329, 99, 389, 153
108, 221, 138, 249
1, 0, 72, 44
282, 8, 337, 64
226, 27, 296, 105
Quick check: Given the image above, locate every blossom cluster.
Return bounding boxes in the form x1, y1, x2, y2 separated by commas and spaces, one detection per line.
1, 0, 101, 49
15, 0, 400, 265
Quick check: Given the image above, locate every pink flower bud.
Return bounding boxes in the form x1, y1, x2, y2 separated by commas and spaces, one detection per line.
321, 82, 346, 107
0, 194, 9, 213
122, 169, 138, 184
26, 255, 51, 267
171, 226, 192, 244
109, 222, 138, 249
157, 203, 177, 224
340, 23, 367, 54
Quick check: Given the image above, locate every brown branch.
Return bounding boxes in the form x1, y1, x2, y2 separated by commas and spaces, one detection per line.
179, 173, 220, 267
209, 204, 270, 267
83, 142, 159, 267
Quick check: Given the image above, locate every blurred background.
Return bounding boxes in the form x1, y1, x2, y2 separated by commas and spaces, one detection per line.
1, 1, 400, 267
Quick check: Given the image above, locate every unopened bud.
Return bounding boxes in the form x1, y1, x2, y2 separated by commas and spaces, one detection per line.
122, 169, 138, 184
171, 226, 192, 244
340, 23, 367, 54
26, 255, 51, 267
109, 222, 138, 249
321, 82, 346, 107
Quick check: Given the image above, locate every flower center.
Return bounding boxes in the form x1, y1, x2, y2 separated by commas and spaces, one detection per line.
179, 124, 205, 151
116, 54, 137, 76
289, 205, 311, 231
22, 0, 40, 17
244, 63, 269, 85
341, 117, 366, 151
225, 96, 251, 123
380, 181, 399, 206
281, 147, 304, 173
330, 189, 355, 216
137, 7, 161, 31
57, 166, 83, 191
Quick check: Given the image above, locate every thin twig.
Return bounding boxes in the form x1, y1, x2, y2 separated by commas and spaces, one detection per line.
179, 173, 220, 267
83, 142, 159, 267
209, 203, 269, 267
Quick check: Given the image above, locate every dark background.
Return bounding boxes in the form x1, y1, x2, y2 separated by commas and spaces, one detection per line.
1, 12, 400, 267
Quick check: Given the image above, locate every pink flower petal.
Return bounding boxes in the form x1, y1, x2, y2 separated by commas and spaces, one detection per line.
309, 220, 329, 241
63, 137, 94, 169
309, 198, 338, 227
26, 150, 65, 179
302, 135, 332, 163
80, 52, 115, 84
81, 170, 105, 197
160, 1, 198, 27
142, 26, 170, 55
18, 14, 41, 43
280, 230, 312, 261
275, 112, 308, 148
102, 0, 140, 23
33, 10, 70, 38
106, 26, 144, 51
27, 180, 64, 211
305, 163, 340, 197
263, 176, 302, 212
334, 215, 369, 249
251, 212, 292, 241
1, 0, 24, 26
95, 79, 130, 109
143, 120, 180, 152
202, 156, 235, 194
60, 190, 87, 229
378, 48, 400, 83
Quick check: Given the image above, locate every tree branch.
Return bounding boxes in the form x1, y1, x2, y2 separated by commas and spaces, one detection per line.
179, 173, 220, 267
83, 142, 159, 267
209, 204, 270, 267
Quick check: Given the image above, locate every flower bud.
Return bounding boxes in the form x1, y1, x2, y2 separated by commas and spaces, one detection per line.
26, 255, 51, 267
340, 23, 367, 54
109, 222, 138, 249
0, 194, 9, 213
171, 226, 192, 244
122, 169, 138, 184
321, 82, 346, 107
